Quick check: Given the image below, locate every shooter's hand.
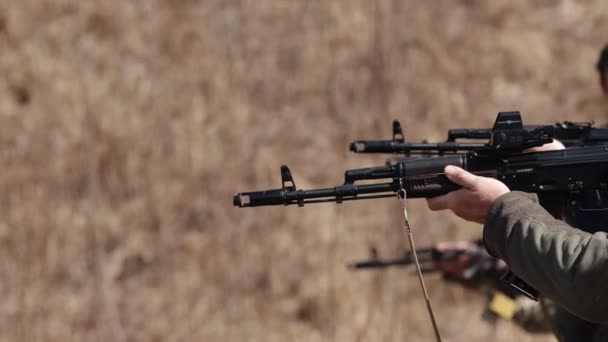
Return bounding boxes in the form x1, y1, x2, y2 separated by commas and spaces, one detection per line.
427, 140, 566, 223
523, 140, 566, 153
426, 166, 509, 224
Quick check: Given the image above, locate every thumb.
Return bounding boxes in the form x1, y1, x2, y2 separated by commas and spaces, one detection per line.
444, 165, 479, 190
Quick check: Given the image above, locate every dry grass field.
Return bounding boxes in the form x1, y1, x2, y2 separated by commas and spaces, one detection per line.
0, 0, 607, 341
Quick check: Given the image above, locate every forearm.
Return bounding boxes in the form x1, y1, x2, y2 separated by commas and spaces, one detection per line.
483, 191, 608, 324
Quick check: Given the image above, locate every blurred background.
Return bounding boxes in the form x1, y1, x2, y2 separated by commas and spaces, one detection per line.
0, 0, 607, 341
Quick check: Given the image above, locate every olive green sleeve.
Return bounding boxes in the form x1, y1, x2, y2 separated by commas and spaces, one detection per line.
483, 191, 608, 324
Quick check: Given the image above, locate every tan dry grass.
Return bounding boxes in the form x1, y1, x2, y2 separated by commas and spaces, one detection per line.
0, 0, 606, 341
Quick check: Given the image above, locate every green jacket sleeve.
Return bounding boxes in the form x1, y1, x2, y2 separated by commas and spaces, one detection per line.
483, 191, 608, 324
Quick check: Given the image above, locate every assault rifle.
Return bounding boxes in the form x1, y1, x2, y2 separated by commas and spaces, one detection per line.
348, 247, 457, 270
233, 111, 608, 300
233, 112, 556, 207
351, 244, 525, 325
234, 112, 608, 208
349, 243, 508, 290
348, 245, 485, 273
350, 118, 608, 155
